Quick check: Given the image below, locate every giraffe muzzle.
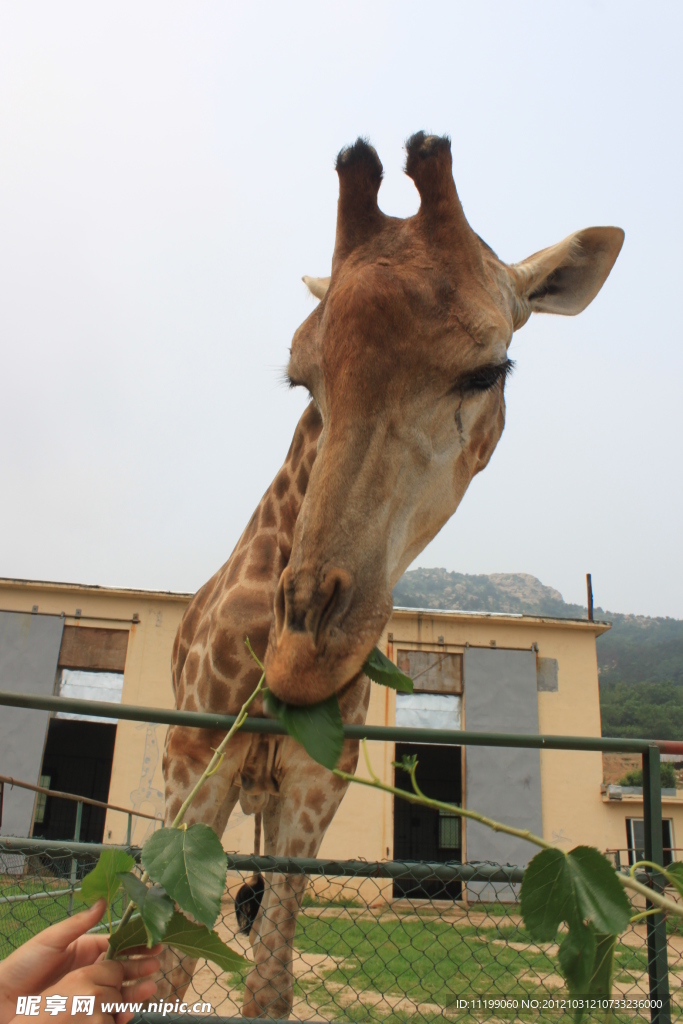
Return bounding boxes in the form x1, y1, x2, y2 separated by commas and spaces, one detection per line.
265, 565, 363, 705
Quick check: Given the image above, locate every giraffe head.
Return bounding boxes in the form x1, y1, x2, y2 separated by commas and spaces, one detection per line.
265, 133, 623, 706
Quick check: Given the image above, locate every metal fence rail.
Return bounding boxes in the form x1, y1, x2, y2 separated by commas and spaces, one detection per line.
0, 689, 678, 1022
1, 840, 681, 1022
0, 773, 162, 847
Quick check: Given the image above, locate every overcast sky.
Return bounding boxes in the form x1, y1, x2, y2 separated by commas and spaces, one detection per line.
1, 2, 681, 618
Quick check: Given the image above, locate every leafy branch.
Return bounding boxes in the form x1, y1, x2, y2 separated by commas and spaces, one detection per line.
80, 639, 403, 970
334, 740, 555, 851
332, 738, 682, 1018
80, 642, 268, 971
77, 637, 682, 1019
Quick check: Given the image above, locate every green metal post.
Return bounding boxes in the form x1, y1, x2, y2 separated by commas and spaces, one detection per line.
67, 801, 83, 917
126, 813, 132, 847
643, 745, 670, 1023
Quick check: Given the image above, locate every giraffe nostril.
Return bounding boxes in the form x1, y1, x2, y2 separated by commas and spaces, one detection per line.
274, 571, 288, 641
309, 569, 353, 648
274, 567, 353, 650
315, 575, 343, 647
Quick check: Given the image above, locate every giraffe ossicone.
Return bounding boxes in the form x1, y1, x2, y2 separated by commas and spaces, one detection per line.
160, 132, 623, 1019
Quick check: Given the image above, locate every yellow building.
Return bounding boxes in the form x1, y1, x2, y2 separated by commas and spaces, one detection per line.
0, 576, 679, 874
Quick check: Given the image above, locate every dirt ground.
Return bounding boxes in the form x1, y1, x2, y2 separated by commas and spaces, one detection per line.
602, 752, 642, 784
602, 752, 683, 786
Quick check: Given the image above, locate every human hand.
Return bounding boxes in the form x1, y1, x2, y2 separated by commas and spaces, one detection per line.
0, 900, 160, 1024
33, 955, 160, 1024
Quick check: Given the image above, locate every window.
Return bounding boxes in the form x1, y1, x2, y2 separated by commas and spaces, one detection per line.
55, 625, 128, 722
626, 818, 673, 867
438, 809, 461, 850
396, 650, 463, 694
56, 669, 123, 722
32, 626, 129, 843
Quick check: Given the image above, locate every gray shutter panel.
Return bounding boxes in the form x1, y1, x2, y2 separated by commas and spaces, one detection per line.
0, 611, 64, 837
464, 648, 542, 876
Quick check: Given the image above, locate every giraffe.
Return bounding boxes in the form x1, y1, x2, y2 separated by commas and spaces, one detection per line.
160, 132, 624, 1019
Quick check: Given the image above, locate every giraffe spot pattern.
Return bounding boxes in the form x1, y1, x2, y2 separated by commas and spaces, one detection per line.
225, 549, 247, 587
172, 761, 190, 789
245, 533, 277, 582
260, 496, 276, 528
243, 508, 260, 544
211, 632, 241, 680
278, 495, 298, 539
273, 469, 290, 500
299, 810, 315, 834
296, 462, 310, 495
183, 651, 200, 686
288, 426, 305, 471
209, 677, 231, 711
304, 786, 326, 815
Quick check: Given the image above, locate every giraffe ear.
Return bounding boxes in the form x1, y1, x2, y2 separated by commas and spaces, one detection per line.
302, 275, 330, 301
513, 227, 624, 317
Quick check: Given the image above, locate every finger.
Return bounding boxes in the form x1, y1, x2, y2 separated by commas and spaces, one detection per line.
80, 960, 126, 987
35, 899, 108, 951
115, 982, 156, 1024
118, 943, 163, 958
70, 934, 110, 969
119, 956, 160, 981
116, 979, 157, 1024
120, 976, 157, 1007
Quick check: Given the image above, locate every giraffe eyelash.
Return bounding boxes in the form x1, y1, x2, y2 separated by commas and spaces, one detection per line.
282, 369, 314, 401
278, 369, 302, 390
451, 359, 515, 396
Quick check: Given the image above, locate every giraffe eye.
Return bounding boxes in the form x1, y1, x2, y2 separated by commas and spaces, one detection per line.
283, 370, 316, 406
452, 359, 514, 396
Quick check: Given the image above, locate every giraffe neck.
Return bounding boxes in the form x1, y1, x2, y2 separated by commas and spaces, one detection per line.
171, 402, 322, 717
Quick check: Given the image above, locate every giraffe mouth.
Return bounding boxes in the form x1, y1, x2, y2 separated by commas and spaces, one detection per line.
264, 630, 346, 706
264, 582, 391, 707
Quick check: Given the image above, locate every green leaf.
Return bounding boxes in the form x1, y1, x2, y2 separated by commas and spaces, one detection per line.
664, 861, 683, 898
558, 922, 596, 999
108, 914, 148, 956
521, 849, 575, 942
521, 846, 630, 945
117, 873, 174, 947
362, 647, 413, 693
568, 846, 631, 935
164, 911, 248, 970
141, 824, 227, 928
588, 932, 617, 997
264, 690, 343, 770
79, 850, 135, 909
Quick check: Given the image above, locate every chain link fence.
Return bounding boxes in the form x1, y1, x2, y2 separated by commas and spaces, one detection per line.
2, 839, 682, 1021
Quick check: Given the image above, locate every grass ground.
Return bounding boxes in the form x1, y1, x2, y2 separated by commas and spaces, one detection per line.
0, 875, 673, 1021
214, 909, 661, 1022
0, 873, 125, 958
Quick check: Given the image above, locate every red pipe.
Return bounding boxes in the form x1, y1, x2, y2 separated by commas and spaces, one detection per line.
655, 741, 683, 755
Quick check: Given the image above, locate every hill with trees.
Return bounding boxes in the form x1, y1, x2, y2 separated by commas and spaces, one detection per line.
393, 569, 683, 740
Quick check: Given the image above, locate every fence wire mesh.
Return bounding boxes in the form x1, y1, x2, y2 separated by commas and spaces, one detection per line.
1, 841, 680, 1022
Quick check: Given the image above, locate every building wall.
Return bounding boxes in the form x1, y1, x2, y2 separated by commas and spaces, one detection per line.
2, 578, 681, 864
0, 579, 188, 846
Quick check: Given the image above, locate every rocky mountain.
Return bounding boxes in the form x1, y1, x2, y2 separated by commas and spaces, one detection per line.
393, 568, 683, 740
393, 568, 578, 617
